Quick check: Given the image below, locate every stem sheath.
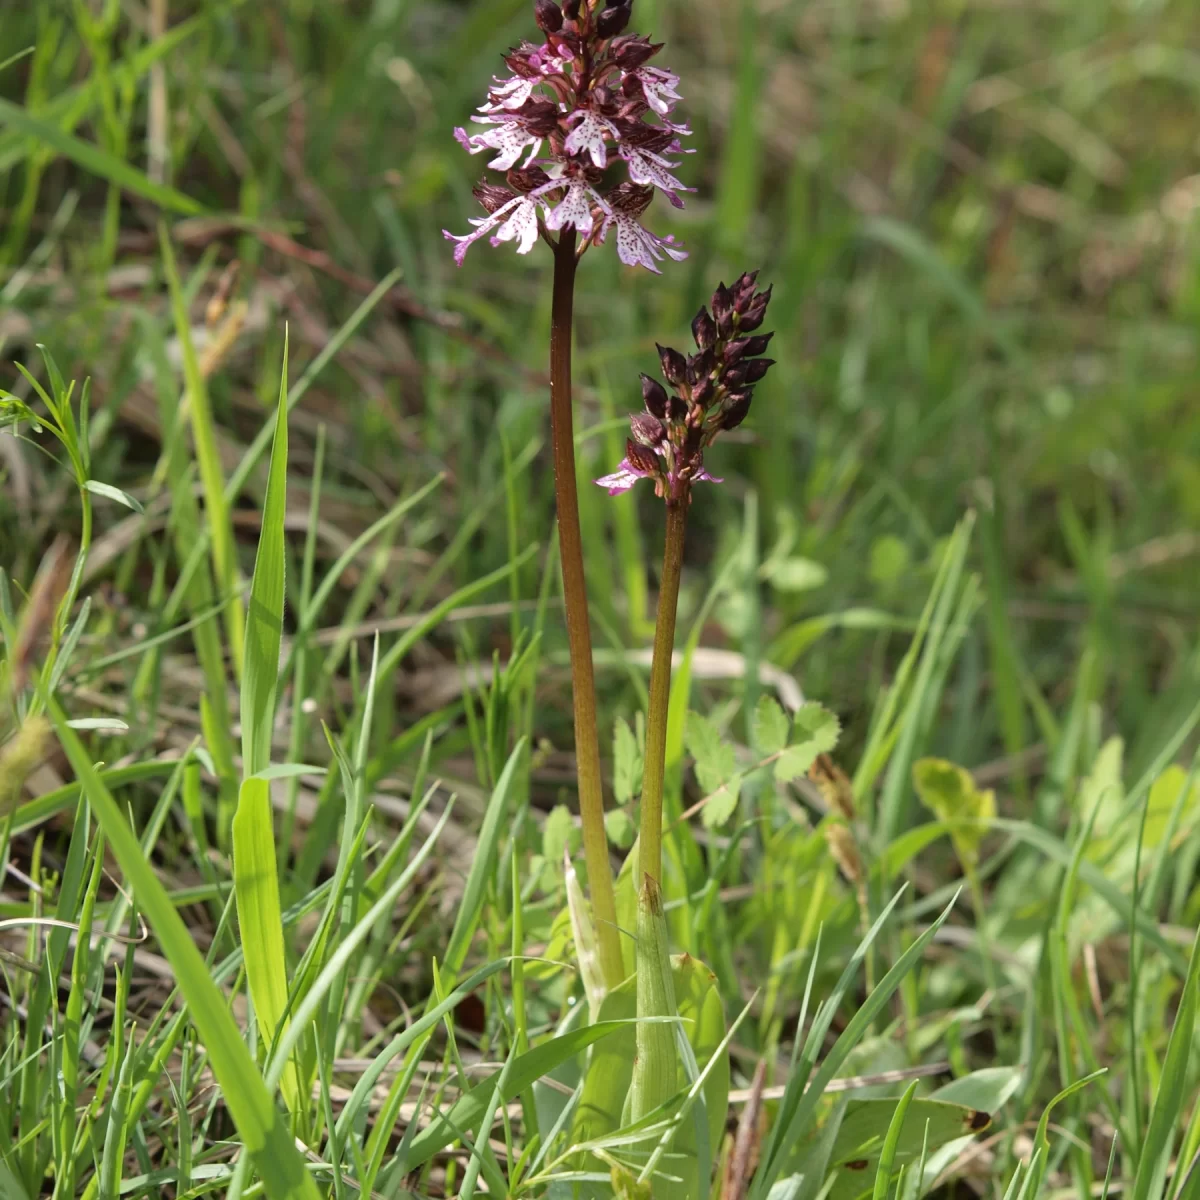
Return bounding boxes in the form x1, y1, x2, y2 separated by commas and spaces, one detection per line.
639, 500, 688, 888
548, 231, 624, 989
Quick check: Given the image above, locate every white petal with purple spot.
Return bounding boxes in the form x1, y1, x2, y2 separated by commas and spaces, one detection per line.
622, 148, 691, 203
486, 76, 536, 110
564, 112, 614, 169
634, 66, 682, 116
493, 197, 542, 255
605, 213, 688, 274
545, 181, 598, 234
595, 459, 647, 494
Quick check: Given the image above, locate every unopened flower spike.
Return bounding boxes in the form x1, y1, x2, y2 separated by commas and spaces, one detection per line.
596, 271, 775, 502
444, 0, 692, 271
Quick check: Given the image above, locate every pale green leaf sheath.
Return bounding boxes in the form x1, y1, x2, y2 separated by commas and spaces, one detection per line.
631, 875, 679, 1125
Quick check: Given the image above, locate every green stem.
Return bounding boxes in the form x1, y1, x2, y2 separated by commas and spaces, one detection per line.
548, 231, 624, 990
639, 500, 688, 888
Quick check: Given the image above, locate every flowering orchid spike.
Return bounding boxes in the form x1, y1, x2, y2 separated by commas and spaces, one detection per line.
444, 0, 691, 269
596, 271, 775, 503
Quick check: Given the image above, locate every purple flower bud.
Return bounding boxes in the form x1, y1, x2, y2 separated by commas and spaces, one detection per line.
711, 282, 734, 338
656, 343, 688, 387
621, 72, 645, 101
691, 374, 715, 406
692, 306, 716, 351
507, 164, 552, 193
592, 84, 617, 113
625, 437, 659, 476
723, 338, 750, 366
518, 98, 563, 135
741, 357, 775, 384
742, 331, 774, 356
503, 44, 545, 79
738, 285, 773, 331
667, 390, 688, 422
722, 360, 751, 388
611, 35, 661, 70
597, 1, 633, 38
687, 347, 715, 386
630, 411, 666, 446
563, 0, 581, 18
641, 373, 668, 418
473, 181, 518, 213
534, 0, 564, 32
733, 270, 760, 305
722, 390, 753, 429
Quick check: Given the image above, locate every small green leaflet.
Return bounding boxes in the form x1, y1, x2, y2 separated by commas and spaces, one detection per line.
753, 695, 791, 756
613, 716, 644, 805
605, 808, 636, 849
775, 702, 840, 782
687, 712, 737, 794
689, 701, 841, 829
687, 712, 741, 829
542, 804, 580, 864
84, 479, 143, 512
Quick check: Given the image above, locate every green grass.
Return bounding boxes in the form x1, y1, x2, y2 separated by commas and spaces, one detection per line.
2, 0, 1200, 1196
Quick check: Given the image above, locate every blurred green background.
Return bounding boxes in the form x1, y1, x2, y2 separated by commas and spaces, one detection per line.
2, 0, 1199, 780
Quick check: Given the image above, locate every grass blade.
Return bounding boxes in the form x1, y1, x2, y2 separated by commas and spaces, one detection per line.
0, 96, 203, 216
1132, 928, 1200, 1199
44, 697, 319, 1200
241, 334, 289, 777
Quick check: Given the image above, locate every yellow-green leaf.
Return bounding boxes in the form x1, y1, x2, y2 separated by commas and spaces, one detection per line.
912, 757, 995, 866
241, 341, 289, 777
232, 778, 301, 1112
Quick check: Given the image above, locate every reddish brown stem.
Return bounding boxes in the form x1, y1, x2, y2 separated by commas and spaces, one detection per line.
549, 229, 624, 989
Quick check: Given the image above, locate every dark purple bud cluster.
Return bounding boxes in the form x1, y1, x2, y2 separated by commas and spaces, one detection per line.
596, 271, 775, 502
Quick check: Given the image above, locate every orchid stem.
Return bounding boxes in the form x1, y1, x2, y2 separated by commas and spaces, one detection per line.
639, 498, 687, 889
549, 228, 625, 991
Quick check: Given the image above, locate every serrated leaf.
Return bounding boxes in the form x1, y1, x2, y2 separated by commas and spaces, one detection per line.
542, 804, 579, 864
686, 711, 737, 795
614, 716, 643, 806
753, 695, 790, 757
775, 703, 841, 782
702, 774, 742, 830
605, 808, 636, 849
84, 479, 143, 513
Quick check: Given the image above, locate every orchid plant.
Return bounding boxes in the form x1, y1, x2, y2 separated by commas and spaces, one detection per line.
447, 2, 773, 1192
446, 0, 696, 994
